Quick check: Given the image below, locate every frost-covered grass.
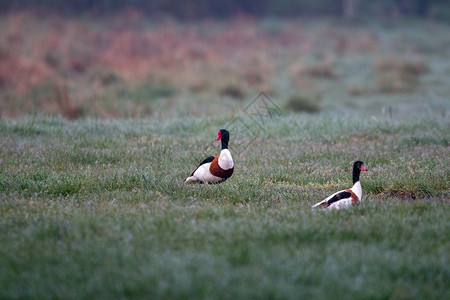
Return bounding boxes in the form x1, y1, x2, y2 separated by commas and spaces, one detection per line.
0, 113, 448, 299
1, 14, 450, 299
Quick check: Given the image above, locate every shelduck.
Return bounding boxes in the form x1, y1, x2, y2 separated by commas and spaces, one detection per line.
185, 129, 234, 184
312, 161, 368, 210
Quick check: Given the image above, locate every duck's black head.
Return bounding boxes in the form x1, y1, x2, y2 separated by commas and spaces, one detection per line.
353, 161, 367, 172
352, 161, 367, 183
215, 129, 230, 149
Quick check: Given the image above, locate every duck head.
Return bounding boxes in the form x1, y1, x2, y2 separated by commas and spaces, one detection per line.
215, 129, 230, 149
353, 161, 367, 183
354, 161, 367, 172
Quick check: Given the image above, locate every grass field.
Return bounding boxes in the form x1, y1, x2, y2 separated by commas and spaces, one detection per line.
1, 113, 448, 298
1, 13, 450, 299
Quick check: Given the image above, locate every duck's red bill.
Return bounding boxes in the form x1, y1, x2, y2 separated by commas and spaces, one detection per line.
215, 131, 222, 141
361, 165, 368, 171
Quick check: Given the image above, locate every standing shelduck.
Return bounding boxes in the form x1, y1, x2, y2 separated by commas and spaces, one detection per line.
312, 161, 368, 210
185, 129, 234, 184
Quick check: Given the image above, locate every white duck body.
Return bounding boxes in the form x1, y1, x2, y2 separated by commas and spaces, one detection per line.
218, 149, 234, 170
312, 161, 367, 210
317, 181, 362, 210
185, 130, 234, 184
185, 162, 222, 183
185, 149, 234, 183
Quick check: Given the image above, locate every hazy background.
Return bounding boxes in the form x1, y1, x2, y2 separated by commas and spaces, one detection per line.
2, 0, 449, 19
1, 0, 449, 119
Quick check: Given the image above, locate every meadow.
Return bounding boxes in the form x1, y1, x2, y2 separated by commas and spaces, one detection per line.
1, 11, 449, 299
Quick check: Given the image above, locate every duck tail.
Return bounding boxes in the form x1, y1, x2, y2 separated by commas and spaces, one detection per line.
184, 176, 198, 183
312, 201, 328, 208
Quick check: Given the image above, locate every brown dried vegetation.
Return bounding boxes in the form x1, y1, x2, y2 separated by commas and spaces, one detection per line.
375, 57, 429, 93
0, 10, 428, 118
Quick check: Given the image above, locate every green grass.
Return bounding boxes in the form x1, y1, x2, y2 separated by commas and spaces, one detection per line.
0, 113, 449, 299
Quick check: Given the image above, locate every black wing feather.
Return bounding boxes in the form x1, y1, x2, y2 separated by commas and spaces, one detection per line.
190, 156, 215, 176
327, 191, 352, 206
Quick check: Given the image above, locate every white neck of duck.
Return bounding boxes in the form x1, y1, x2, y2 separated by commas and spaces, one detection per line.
351, 181, 362, 200
218, 149, 234, 170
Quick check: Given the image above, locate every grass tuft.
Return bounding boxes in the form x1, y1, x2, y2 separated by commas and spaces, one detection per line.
219, 82, 245, 99
284, 93, 322, 113
375, 57, 429, 94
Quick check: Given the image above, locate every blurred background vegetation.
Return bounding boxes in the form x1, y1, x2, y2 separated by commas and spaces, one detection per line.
1, 0, 450, 20
0, 0, 449, 119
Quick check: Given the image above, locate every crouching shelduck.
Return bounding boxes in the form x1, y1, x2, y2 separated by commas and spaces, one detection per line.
312, 161, 368, 210
185, 129, 234, 184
